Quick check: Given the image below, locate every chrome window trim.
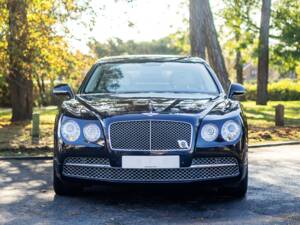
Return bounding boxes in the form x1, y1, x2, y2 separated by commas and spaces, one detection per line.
108, 119, 194, 151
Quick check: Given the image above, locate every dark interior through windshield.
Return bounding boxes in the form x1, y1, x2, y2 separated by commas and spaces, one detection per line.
83, 62, 219, 94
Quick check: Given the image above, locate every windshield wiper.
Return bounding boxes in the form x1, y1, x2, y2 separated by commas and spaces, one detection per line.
161, 99, 183, 112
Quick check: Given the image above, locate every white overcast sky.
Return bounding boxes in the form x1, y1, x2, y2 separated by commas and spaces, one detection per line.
67, 0, 224, 54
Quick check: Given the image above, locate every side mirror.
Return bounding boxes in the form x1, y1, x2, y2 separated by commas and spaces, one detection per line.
228, 83, 245, 99
53, 84, 74, 99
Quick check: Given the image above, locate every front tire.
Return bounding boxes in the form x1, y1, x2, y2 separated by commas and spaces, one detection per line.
53, 168, 83, 196
221, 168, 248, 198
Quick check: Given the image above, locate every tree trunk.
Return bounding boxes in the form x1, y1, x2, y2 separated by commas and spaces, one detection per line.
189, 0, 230, 91
202, 0, 230, 91
41, 75, 47, 105
7, 0, 33, 121
8, 76, 33, 121
256, 0, 271, 105
34, 73, 47, 106
235, 49, 243, 84
234, 29, 243, 84
189, 0, 206, 58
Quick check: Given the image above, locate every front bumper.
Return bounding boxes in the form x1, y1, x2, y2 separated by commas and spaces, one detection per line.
54, 144, 247, 185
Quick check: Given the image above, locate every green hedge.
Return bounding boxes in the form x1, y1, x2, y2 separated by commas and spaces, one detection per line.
245, 79, 300, 101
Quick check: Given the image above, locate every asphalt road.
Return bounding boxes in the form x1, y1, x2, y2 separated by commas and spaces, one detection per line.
0, 145, 300, 225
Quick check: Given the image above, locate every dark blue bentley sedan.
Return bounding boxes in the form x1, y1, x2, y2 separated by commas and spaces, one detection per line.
52, 55, 248, 197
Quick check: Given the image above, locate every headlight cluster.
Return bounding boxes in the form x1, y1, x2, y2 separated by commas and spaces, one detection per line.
201, 124, 218, 142
83, 124, 101, 142
221, 120, 241, 142
61, 120, 101, 143
61, 120, 80, 142
201, 120, 241, 142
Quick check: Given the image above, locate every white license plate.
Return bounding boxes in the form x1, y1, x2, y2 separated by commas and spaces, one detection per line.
122, 156, 180, 169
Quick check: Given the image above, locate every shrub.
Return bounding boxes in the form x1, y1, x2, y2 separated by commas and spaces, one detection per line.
244, 79, 300, 101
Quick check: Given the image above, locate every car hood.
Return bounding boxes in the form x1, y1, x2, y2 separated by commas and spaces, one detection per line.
61, 93, 237, 119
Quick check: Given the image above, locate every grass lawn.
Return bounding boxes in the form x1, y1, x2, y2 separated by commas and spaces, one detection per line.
0, 106, 57, 156
0, 101, 299, 156
242, 101, 300, 127
242, 101, 300, 143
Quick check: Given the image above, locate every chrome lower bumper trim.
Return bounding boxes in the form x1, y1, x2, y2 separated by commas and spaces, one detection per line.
64, 162, 238, 169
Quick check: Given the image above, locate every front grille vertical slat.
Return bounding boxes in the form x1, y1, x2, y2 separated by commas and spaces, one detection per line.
149, 121, 152, 151
109, 120, 192, 151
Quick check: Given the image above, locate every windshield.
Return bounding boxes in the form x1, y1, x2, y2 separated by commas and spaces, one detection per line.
83, 62, 219, 95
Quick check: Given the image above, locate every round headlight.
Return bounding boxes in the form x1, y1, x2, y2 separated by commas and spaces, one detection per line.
61, 120, 80, 142
221, 120, 241, 142
201, 123, 219, 142
83, 124, 101, 142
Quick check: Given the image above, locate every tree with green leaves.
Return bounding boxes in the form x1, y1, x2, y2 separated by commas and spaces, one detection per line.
271, 0, 300, 77
6, 0, 33, 121
221, 0, 258, 84
89, 36, 185, 58
1, 0, 95, 120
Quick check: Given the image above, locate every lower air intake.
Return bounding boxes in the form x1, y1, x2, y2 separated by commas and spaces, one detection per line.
62, 157, 240, 182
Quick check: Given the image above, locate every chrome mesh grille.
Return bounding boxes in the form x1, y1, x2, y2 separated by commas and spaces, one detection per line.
62, 157, 240, 182
192, 157, 238, 166
109, 120, 192, 151
110, 121, 150, 150
64, 157, 110, 165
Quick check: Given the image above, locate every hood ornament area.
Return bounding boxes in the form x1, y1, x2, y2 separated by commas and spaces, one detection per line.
148, 99, 154, 113
142, 99, 158, 116
142, 112, 159, 116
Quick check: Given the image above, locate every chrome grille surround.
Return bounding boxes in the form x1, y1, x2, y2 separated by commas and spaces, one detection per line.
62, 157, 240, 182
108, 120, 193, 151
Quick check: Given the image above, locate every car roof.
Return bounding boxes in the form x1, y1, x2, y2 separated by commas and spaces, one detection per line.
96, 55, 206, 64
